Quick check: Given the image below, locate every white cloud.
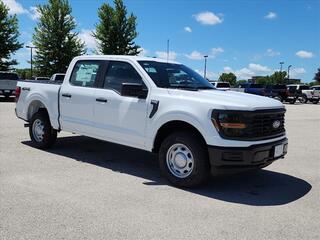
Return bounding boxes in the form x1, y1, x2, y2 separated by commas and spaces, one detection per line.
184, 26, 192, 32
248, 63, 271, 72
265, 12, 277, 19
137, 47, 148, 57
185, 47, 224, 61
2, 0, 28, 14
295, 50, 314, 58
194, 11, 223, 25
290, 67, 306, 78
221, 63, 271, 79
185, 51, 203, 60
28, 6, 40, 20
155, 51, 177, 60
211, 47, 224, 57
79, 29, 97, 50
265, 48, 280, 57
223, 66, 233, 73
195, 69, 218, 79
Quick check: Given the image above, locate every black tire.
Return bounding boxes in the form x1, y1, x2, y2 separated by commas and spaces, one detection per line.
159, 131, 210, 188
312, 99, 319, 104
29, 111, 57, 149
300, 94, 308, 104
289, 98, 296, 104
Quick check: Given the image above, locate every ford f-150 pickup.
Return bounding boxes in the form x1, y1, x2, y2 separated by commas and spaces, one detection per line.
15, 55, 288, 187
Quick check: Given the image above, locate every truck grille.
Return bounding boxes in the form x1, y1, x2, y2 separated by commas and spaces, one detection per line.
245, 109, 285, 140
212, 108, 286, 141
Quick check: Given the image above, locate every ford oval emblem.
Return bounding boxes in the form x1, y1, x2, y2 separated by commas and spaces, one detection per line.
272, 120, 281, 129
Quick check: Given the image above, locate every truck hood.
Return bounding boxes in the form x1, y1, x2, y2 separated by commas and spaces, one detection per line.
167, 89, 284, 111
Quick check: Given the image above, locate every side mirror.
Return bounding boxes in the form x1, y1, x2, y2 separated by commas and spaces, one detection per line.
121, 83, 148, 99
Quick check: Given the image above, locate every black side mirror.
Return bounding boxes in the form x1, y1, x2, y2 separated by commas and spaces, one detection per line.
121, 83, 148, 99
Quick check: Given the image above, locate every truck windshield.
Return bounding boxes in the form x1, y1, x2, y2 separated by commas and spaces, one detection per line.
0, 72, 19, 80
138, 61, 214, 90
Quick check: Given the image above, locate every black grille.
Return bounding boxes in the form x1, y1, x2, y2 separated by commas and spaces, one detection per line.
213, 108, 286, 141
245, 109, 285, 140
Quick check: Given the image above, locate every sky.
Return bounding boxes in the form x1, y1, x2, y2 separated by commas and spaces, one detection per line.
3, 0, 320, 82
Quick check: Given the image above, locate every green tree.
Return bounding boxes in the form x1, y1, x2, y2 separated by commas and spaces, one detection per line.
94, 0, 140, 55
32, 0, 85, 76
218, 72, 237, 86
314, 68, 320, 83
0, 1, 23, 71
269, 71, 287, 84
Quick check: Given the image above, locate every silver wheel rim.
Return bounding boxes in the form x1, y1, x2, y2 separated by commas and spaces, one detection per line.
32, 119, 45, 142
166, 143, 194, 178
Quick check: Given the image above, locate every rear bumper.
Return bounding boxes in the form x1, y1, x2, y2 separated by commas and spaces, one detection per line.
208, 138, 288, 172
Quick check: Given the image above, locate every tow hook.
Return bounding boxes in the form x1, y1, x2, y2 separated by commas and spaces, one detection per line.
24, 123, 30, 128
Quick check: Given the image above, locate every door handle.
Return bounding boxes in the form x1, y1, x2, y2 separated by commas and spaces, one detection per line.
62, 93, 72, 98
96, 98, 108, 103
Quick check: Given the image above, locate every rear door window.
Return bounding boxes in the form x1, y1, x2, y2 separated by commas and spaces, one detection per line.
70, 61, 102, 87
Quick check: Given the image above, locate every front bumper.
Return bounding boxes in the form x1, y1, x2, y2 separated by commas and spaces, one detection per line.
208, 138, 288, 172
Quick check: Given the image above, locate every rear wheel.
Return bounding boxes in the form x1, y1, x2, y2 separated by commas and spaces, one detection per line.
300, 94, 308, 104
159, 131, 210, 188
289, 98, 296, 104
29, 111, 57, 149
313, 99, 319, 104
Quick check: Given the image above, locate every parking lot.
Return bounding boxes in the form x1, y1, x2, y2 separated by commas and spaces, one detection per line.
0, 99, 319, 240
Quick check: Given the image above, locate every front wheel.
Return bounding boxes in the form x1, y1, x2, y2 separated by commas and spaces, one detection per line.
159, 131, 210, 188
312, 99, 319, 104
29, 111, 57, 149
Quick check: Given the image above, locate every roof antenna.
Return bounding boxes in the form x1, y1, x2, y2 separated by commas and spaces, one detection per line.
166, 39, 170, 62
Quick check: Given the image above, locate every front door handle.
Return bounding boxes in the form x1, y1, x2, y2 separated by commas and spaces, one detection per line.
96, 98, 108, 103
62, 93, 72, 98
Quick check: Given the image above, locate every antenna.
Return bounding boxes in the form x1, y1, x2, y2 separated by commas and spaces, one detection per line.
166, 39, 169, 62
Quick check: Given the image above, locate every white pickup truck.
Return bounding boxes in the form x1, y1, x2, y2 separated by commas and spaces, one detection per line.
287, 84, 320, 104
15, 55, 288, 187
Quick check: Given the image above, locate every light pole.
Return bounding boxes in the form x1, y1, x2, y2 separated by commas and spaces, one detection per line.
26, 45, 36, 78
204, 55, 208, 79
287, 65, 292, 79
279, 61, 284, 72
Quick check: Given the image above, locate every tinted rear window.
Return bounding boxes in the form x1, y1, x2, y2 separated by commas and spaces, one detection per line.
217, 83, 230, 88
55, 75, 65, 81
0, 73, 19, 80
300, 85, 310, 90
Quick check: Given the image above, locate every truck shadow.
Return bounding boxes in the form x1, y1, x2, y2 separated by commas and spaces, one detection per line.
22, 135, 312, 206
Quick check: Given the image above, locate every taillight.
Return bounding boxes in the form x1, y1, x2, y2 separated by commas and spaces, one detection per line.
15, 86, 21, 102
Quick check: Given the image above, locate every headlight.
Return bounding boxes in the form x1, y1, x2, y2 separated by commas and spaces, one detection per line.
211, 111, 247, 138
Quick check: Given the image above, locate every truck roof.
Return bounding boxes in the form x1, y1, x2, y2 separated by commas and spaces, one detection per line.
73, 55, 181, 65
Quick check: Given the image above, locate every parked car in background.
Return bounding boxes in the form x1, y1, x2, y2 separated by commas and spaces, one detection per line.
287, 84, 320, 104
50, 73, 66, 82
209, 81, 231, 90
233, 83, 266, 96
264, 84, 297, 103
310, 85, 320, 91
0, 72, 19, 99
15, 55, 288, 187
35, 77, 50, 81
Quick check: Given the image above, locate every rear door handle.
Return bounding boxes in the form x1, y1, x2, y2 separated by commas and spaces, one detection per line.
62, 93, 72, 98
96, 98, 108, 103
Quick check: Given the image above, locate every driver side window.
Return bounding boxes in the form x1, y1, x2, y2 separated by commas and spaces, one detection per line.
104, 61, 144, 93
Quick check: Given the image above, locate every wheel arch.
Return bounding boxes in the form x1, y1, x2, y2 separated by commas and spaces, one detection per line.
152, 120, 207, 153
27, 100, 50, 121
